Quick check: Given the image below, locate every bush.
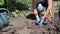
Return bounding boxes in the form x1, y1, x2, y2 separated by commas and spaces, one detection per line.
6, 0, 32, 11
16, 0, 32, 7
0, 0, 4, 6
15, 0, 32, 10
0, 0, 32, 11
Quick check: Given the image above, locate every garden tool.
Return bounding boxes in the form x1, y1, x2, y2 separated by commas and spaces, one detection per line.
49, 10, 53, 18
45, 15, 49, 21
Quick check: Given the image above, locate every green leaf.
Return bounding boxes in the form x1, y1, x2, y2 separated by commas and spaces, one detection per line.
12, 12, 17, 17
0, 0, 4, 5
19, 13, 24, 17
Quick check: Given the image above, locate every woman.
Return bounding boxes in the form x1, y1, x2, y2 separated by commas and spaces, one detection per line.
32, 0, 52, 25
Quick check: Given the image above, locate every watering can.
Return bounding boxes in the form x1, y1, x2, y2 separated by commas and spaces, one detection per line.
0, 8, 10, 28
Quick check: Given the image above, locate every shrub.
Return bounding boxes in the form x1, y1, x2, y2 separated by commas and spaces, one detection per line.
0, 0, 32, 11
0, 0, 4, 6
15, 0, 32, 10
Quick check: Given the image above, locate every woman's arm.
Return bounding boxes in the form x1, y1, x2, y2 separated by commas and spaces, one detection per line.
48, 0, 53, 9
44, 0, 53, 16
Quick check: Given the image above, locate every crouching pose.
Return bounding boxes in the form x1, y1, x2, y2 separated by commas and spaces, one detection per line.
32, 0, 52, 26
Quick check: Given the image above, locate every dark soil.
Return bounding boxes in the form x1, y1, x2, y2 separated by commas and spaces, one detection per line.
0, 10, 59, 34
0, 2, 60, 34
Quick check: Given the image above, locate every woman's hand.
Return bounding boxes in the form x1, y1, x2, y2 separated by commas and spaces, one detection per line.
44, 0, 52, 17
44, 9, 49, 17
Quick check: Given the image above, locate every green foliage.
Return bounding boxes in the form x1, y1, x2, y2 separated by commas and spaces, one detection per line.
6, 0, 32, 11
57, 0, 60, 6
16, 0, 32, 7
6, 0, 16, 11
16, 0, 32, 10
12, 10, 28, 17
57, 1, 60, 9
0, 0, 4, 6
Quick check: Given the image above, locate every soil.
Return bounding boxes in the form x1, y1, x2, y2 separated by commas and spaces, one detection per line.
0, 2, 60, 34
0, 10, 60, 34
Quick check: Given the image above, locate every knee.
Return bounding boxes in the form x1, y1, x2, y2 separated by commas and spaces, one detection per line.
33, 9, 38, 15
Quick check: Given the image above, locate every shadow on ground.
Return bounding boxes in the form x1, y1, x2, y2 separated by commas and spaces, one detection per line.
26, 14, 36, 20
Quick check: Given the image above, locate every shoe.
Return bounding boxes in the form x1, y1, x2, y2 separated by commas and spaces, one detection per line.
35, 16, 40, 24
35, 21, 40, 25
39, 16, 45, 26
